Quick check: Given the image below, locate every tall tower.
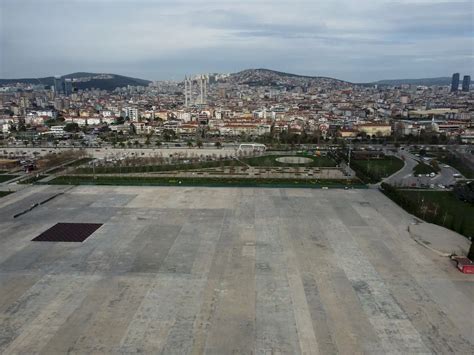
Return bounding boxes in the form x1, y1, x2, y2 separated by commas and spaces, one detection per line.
462, 75, 471, 92
53, 76, 63, 96
184, 75, 188, 107
200, 76, 204, 105
451, 73, 460, 92
184, 75, 192, 107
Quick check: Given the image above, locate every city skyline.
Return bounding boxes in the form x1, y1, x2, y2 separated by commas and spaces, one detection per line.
1, 0, 473, 82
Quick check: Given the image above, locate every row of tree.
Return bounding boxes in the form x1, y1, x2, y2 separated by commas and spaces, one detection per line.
380, 183, 472, 240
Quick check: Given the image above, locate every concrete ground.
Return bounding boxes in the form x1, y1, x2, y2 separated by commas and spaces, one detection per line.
0, 186, 473, 354
408, 222, 471, 256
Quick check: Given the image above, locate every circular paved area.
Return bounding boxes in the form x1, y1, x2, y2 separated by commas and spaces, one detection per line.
275, 156, 313, 164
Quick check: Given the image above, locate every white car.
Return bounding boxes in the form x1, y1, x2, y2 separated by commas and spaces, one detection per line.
429, 172, 436, 177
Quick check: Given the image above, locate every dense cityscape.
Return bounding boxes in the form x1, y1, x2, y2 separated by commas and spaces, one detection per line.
0, 70, 472, 148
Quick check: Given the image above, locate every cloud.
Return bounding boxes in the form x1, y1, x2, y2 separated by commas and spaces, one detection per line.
0, 0, 472, 81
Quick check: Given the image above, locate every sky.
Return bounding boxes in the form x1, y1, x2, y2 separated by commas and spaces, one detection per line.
0, 0, 473, 82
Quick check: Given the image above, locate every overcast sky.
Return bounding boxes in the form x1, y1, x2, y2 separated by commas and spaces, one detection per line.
1, 0, 472, 82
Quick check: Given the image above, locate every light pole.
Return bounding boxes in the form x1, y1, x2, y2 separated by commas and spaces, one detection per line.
348, 143, 352, 168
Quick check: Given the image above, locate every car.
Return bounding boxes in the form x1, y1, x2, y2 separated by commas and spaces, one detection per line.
429, 172, 436, 177
425, 174, 430, 177
443, 164, 450, 168
438, 184, 445, 189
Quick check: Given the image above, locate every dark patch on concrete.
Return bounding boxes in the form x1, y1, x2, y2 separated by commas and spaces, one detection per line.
32, 223, 102, 242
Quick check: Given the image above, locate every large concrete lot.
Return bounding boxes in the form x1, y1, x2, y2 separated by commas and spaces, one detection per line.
0, 186, 472, 354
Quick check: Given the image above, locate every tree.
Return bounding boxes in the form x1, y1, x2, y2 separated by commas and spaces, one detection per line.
187, 140, 193, 148
196, 140, 203, 148
430, 159, 440, 172
162, 129, 176, 142
215, 141, 222, 149
155, 140, 162, 147
64, 122, 80, 133
468, 241, 474, 260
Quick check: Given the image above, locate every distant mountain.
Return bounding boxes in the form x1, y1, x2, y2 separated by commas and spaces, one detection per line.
0, 72, 151, 90
223, 68, 352, 87
372, 77, 451, 86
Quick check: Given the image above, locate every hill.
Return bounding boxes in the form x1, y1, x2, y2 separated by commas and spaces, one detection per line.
222, 68, 352, 88
0, 72, 151, 90
372, 77, 451, 86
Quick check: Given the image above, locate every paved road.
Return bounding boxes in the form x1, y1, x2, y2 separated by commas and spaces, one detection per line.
384, 150, 463, 188
1, 146, 239, 159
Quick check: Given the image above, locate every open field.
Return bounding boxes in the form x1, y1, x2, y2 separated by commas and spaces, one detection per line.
0, 185, 472, 354
351, 156, 404, 183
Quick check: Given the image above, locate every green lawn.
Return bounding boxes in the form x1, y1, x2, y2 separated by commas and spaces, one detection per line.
47, 157, 94, 174
413, 162, 438, 175
350, 156, 404, 183
243, 155, 337, 167
47, 175, 364, 189
18, 175, 48, 184
383, 187, 474, 239
0, 174, 19, 183
0, 191, 13, 198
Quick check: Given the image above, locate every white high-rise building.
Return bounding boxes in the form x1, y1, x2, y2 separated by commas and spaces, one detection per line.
123, 107, 139, 121
184, 75, 193, 107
